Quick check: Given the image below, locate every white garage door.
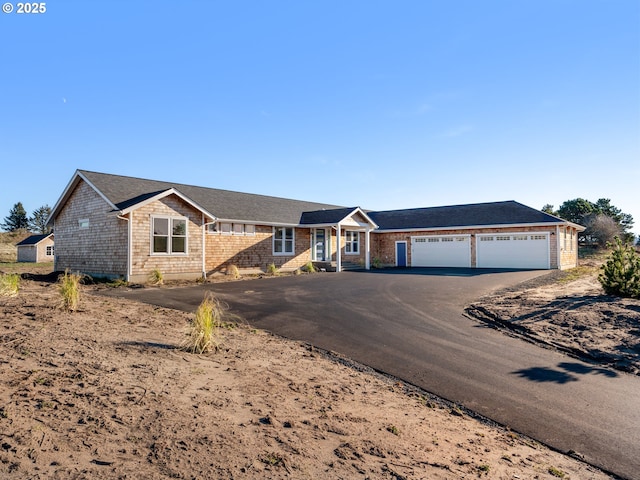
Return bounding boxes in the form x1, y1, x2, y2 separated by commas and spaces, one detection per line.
476, 233, 549, 269
411, 235, 471, 268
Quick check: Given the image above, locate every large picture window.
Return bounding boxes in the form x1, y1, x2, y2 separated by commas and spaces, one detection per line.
152, 216, 187, 254
273, 227, 294, 255
345, 231, 359, 254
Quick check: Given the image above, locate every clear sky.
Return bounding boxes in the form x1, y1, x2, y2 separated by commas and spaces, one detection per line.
1, 1, 638, 236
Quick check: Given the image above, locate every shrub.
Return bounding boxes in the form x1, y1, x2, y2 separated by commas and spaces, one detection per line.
148, 268, 164, 285
598, 237, 640, 299
59, 270, 82, 311
266, 263, 279, 276
182, 294, 231, 354
302, 261, 317, 273
0, 273, 20, 297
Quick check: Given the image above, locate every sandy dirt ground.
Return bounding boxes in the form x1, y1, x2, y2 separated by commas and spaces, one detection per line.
0, 266, 615, 479
467, 259, 640, 377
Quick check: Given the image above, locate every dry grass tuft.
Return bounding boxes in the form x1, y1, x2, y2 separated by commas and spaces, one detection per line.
59, 270, 81, 311
182, 294, 235, 354
148, 268, 164, 285
0, 273, 20, 297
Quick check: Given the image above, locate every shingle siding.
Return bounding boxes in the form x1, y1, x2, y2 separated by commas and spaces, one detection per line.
205, 226, 312, 273
129, 196, 204, 282
53, 181, 127, 277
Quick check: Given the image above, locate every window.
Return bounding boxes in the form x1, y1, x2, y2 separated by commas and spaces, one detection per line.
273, 227, 294, 255
345, 231, 359, 254
442, 237, 453, 242
46, 245, 54, 256
152, 216, 187, 254
207, 222, 255, 236
78, 219, 89, 229
480, 236, 494, 241
428, 237, 439, 243
531, 235, 547, 241
496, 235, 510, 241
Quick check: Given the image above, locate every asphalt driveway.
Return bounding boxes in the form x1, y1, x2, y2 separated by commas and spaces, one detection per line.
101, 268, 640, 479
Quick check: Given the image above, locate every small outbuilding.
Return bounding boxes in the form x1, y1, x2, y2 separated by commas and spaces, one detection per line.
16, 233, 54, 263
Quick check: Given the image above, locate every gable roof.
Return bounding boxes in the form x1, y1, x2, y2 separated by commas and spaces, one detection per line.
368, 201, 582, 231
15, 233, 53, 246
49, 170, 346, 226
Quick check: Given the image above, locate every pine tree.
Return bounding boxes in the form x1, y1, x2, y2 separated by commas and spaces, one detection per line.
29, 205, 52, 234
1, 202, 29, 232
598, 237, 640, 299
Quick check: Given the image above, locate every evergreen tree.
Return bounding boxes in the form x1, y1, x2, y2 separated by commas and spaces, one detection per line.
29, 205, 52, 234
1, 202, 29, 232
598, 237, 640, 299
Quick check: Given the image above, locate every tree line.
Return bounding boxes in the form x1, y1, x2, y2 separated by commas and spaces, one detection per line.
1, 202, 52, 234
542, 198, 636, 247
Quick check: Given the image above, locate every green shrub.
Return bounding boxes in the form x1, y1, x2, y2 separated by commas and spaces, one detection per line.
266, 263, 279, 276
0, 273, 20, 297
598, 237, 640, 299
59, 270, 81, 311
182, 294, 230, 354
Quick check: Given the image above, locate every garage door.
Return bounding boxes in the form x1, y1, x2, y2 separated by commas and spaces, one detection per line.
411, 235, 471, 267
476, 233, 549, 269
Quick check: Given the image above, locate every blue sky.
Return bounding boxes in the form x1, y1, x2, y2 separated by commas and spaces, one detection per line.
1, 1, 638, 236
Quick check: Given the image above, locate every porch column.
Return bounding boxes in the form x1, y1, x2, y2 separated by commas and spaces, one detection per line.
365, 227, 371, 270
336, 223, 342, 272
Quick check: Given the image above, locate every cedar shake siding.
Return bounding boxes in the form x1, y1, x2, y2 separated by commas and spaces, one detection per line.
128, 195, 205, 282
205, 226, 312, 274
53, 181, 127, 278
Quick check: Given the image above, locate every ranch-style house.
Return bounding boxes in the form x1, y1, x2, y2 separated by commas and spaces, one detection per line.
46, 170, 584, 282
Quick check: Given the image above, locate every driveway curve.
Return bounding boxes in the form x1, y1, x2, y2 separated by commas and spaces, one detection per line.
101, 268, 640, 479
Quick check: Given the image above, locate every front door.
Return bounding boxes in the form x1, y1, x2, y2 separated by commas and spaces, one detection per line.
313, 229, 326, 261
396, 241, 407, 267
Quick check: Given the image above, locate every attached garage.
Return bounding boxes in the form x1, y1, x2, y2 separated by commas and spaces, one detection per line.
476, 233, 549, 269
411, 235, 471, 267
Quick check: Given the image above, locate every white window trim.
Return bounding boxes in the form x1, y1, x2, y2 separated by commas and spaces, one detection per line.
345, 230, 360, 255
46, 245, 54, 256
78, 218, 89, 229
273, 226, 295, 255
150, 215, 188, 256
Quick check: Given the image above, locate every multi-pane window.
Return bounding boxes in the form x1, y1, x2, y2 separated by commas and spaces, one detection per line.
152, 216, 187, 254
345, 231, 359, 254
273, 227, 294, 254
46, 245, 54, 256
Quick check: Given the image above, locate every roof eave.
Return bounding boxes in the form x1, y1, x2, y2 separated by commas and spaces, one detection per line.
373, 221, 578, 233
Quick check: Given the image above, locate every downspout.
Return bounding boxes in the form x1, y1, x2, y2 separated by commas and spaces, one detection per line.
556, 225, 561, 270
336, 223, 342, 272
202, 214, 206, 279
117, 214, 131, 281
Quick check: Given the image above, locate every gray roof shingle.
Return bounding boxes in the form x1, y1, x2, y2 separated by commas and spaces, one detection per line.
368, 201, 566, 230
79, 170, 345, 225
